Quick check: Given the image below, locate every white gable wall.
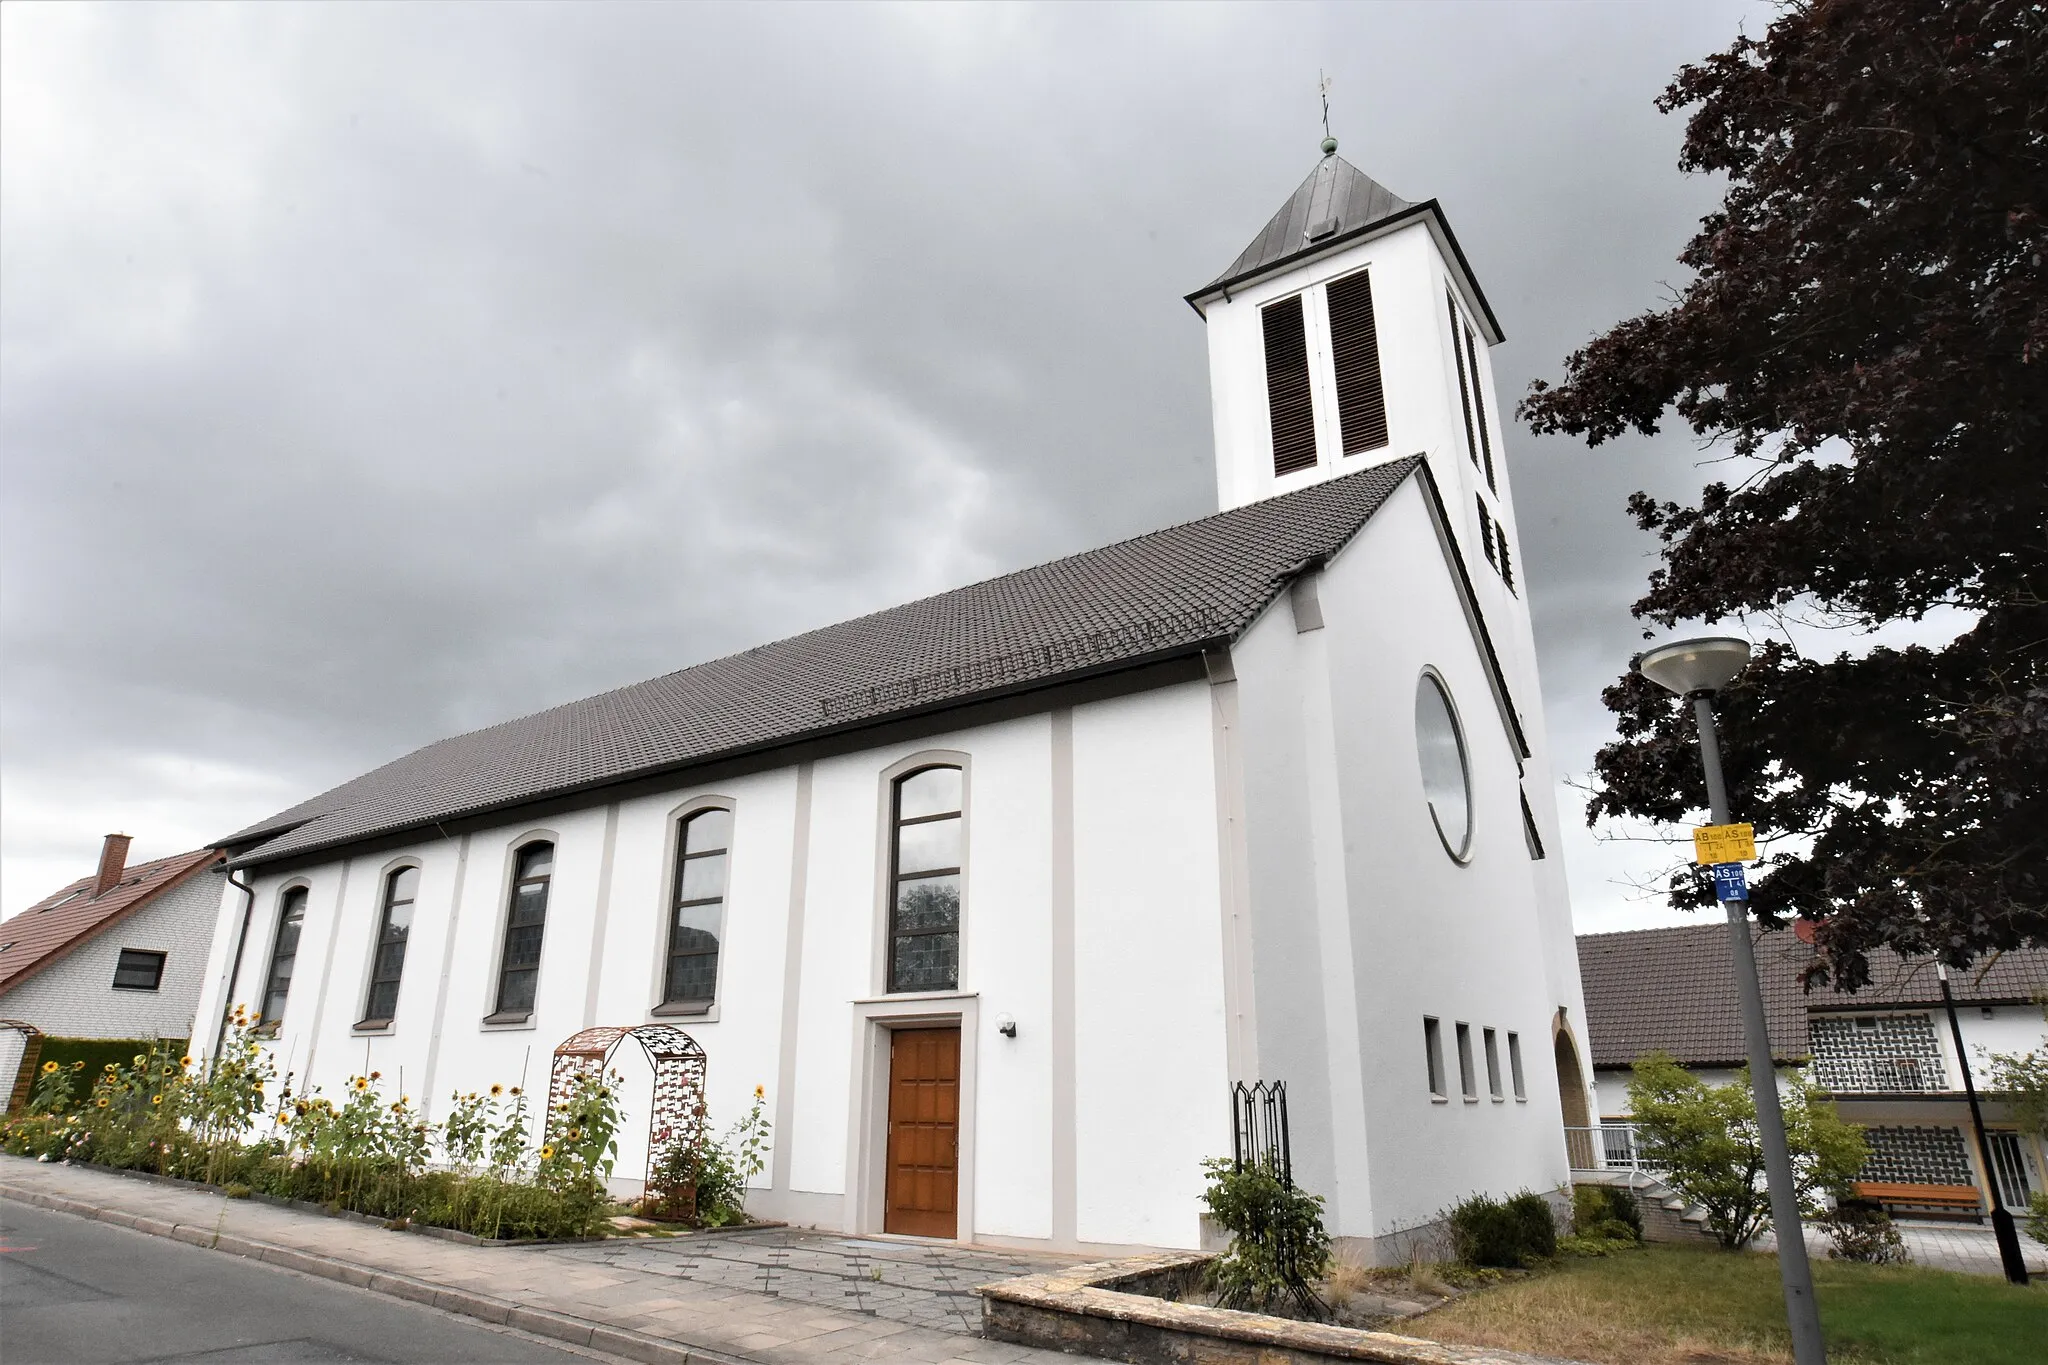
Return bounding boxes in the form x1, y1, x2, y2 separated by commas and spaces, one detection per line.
1230, 475, 1579, 1247
1, 868, 221, 1043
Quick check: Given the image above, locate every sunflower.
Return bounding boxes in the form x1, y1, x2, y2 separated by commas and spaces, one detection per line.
353, 1077, 370, 1092
180, 1055, 193, 1068
40, 1061, 58, 1074
539, 1144, 556, 1160
151, 1095, 163, 1106
754, 1084, 765, 1099
96, 1097, 110, 1109
369, 1071, 382, 1082
489, 1083, 504, 1097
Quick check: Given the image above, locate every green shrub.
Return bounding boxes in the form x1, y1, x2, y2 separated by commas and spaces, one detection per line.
1572, 1184, 1642, 1241
1447, 1190, 1558, 1268
1820, 1199, 1908, 1264
1199, 1156, 1332, 1316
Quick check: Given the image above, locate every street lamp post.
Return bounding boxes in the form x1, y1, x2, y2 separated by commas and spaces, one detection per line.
1637, 636, 1826, 1365
1936, 963, 2032, 1284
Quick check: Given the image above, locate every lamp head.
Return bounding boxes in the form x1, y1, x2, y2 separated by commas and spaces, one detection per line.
1635, 636, 1752, 698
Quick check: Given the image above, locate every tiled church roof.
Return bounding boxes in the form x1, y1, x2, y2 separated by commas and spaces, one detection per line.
0, 849, 222, 993
224, 456, 1430, 869
1577, 923, 2048, 1069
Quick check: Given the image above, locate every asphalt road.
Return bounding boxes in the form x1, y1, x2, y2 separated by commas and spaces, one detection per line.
0, 1199, 606, 1364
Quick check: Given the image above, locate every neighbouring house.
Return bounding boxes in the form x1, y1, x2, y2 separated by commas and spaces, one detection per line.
1, 835, 226, 1109
1577, 922, 2047, 1220
191, 147, 1593, 1259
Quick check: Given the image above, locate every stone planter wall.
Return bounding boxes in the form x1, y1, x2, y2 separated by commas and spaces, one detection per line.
978, 1253, 1580, 1365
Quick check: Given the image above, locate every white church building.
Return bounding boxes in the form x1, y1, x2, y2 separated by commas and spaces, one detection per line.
193, 149, 1593, 1259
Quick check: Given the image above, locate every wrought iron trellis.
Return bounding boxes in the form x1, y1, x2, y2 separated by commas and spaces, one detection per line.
1232, 1079, 1294, 1186
1226, 1079, 1326, 1320
546, 1024, 708, 1186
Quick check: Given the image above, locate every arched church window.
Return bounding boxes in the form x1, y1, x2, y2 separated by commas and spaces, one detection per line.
1414, 672, 1472, 861
361, 864, 418, 1026
492, 842, 553, 1020
888, 765, 963, 993
662, 808, 731, 1012
259, 887, 307, 1031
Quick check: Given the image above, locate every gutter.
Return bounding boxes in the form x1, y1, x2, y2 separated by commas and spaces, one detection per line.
209, 869, 259, 1070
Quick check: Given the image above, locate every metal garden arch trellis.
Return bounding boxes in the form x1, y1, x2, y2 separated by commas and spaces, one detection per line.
546, 1024, 707, 1185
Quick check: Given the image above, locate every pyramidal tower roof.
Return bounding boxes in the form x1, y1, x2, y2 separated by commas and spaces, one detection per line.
1204, 153, 1414, 291
1187, 148, 1503, 341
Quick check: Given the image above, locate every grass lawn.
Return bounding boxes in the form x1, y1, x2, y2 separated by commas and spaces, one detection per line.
1413, 1243, 2045, 1365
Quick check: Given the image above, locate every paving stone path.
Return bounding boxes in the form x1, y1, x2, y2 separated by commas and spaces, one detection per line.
549, 1230, 1078, 1337
0, 1156, 1083, 1365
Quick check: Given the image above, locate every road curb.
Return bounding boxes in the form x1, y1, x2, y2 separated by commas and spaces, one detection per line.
0, 1180, 752, 1365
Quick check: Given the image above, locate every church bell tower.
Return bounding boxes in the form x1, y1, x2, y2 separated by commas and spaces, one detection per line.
1186, 143, 1520, 597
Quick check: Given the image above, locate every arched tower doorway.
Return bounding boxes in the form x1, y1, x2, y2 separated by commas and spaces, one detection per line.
1553, 1023, 1592, 1171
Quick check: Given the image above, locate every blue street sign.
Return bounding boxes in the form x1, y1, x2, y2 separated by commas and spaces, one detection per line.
1711, 862, 1748, 901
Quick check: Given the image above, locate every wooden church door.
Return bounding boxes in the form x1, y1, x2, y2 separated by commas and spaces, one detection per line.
883, 1027, 960, 1238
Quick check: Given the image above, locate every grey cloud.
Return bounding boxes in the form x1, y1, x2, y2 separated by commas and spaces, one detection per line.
1, 0, 1766, 917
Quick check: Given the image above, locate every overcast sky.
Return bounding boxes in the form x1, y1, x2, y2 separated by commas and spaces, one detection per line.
2, 0, 1771, 928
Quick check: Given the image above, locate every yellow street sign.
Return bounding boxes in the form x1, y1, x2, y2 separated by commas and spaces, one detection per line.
1693, 823, 1757, 865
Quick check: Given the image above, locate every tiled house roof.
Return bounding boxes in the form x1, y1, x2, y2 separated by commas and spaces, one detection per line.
0, 849, 223, 994
225, 457, 1440, 870
1577, 923, 2048, 1070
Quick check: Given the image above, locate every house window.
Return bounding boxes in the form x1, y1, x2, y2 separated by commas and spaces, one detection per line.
1456, 1022, 1478, 1101
1262, 294, 1318, 476
361, 865, 418, 1026
889, 765, 963, 993
491, 842, 553, 1020
1484, 1027, 1503, 1101
1424, 1017, 1446, 1099
1415, 672, 1472, 861
112, 948, 166, 991
663, 808, 731, 1011
260, 887, 308, 1029
1508, 1031, 1526, 1100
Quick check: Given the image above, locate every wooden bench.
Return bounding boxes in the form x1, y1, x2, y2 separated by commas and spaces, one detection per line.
1851, 1181, 1983, 1212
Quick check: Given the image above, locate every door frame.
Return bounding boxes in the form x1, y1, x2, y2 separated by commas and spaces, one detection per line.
846, 992, 979, 1241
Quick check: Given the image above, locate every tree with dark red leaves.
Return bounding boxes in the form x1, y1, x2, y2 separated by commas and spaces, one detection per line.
1521, 0, 2046, 989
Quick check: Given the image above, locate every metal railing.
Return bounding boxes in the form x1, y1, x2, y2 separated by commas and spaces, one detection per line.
1565, 1123, 1657, 1173
1808, 1055, 1946, 1093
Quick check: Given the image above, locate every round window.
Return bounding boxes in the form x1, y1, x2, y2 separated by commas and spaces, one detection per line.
1414, 671, 1472, 860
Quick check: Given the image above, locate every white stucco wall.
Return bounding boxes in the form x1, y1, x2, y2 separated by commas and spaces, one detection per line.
193, 691, 1231, 1253
1230, 476, 1582, 1242
0, 866, 222, 1042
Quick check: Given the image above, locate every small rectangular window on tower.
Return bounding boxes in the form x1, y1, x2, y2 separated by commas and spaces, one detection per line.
1325, 271, 1389, 456
1476, 496, 1497, 568
1498, 526, 1516, 592
1521, 789, 1546, 860
1456, 1022, 1478, 1101
1262, 294, 1318, 476
1424, 1016, 1446, 1099
1484, 1027, 1503, 1100
1508, 1032, 1527, 1100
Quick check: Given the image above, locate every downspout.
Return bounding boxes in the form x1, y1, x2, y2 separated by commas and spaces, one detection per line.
211, 868, 259, 1071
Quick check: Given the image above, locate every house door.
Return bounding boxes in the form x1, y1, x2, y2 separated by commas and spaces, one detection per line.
884, 1026, 960, 1238
1986, 1131, 2034, 1210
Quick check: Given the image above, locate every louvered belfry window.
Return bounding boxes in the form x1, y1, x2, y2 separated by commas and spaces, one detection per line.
1326, 271, 1389, 456
1262, 294, 1318, 476
1449, 292, 1481, 471
1464, 324, 1496, 490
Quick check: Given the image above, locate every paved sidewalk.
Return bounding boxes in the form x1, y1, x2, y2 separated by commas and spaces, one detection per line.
1753, 1219, 2048, 1277
0, 1157, 1079, 1365
552, 1230, 1075, 1337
